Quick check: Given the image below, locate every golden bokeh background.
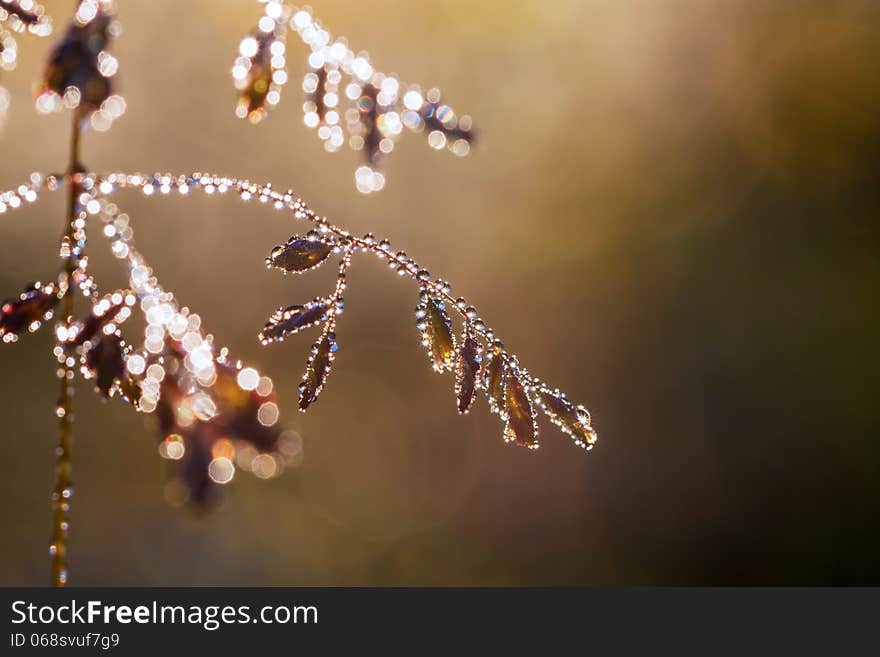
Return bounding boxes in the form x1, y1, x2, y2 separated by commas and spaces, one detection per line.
1, 0, 878, 584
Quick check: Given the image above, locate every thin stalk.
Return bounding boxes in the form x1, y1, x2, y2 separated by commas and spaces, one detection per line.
50, 110, 82, 587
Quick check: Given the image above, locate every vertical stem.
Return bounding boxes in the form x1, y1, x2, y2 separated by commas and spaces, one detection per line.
50, 110, 82, 587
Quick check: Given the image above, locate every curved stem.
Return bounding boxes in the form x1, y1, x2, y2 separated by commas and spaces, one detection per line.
50, 111, 82, 587
2, 170, 597, 452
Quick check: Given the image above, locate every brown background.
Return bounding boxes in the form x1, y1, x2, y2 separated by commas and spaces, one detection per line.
1, 0, 878, 585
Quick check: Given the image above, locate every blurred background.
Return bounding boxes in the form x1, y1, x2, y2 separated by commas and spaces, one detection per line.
0, 0, 878, 585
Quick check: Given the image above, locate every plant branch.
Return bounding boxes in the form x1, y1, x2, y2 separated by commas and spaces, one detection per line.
2, 170, 598, 454
50, 110, 82, 587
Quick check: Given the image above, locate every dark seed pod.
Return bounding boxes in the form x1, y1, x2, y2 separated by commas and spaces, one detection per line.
0, 280, 59, 340
232, 7, 287, 124
455, 331, 481, 414
241, 36, 272, 116
415, 291, 456, 373
304, 64, 328, 123
259, 297, 330, 345
267, 235, 333, 274
38, 1, 119, 115
481, 342, 506, 414
536, 386, 597, 449
0, 0, 51, 34
83, 332, 125, 397
503, 371, 539, 449
357, 83, 381, 166
298, 330, 337, 411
